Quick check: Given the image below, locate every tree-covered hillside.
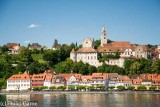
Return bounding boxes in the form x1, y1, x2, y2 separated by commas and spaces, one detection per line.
0, 41, 160, 89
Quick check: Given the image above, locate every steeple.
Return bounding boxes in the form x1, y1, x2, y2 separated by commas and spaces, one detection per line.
101, 26, 107, 46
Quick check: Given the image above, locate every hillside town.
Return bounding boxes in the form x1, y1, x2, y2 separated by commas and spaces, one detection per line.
1, 27, 160, 67
1, 27, 160, 91
6, 70, 160, 91
70, 27, 160, 67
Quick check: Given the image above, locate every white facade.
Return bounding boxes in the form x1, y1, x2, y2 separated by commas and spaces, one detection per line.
44, 81, 52, 87
91, 80, 105, 87
70, 49, 77, 62
79, 78, 91, 86
121, 48, 135, 58
134, 46, 151, 59
7, 80, 30, 91
76, 52, 100, 67
67, 76, 79, 88
11, 46, 20, 54
158, 46, 160, 59
105, 58, 124, 67
82, 38, 94, 48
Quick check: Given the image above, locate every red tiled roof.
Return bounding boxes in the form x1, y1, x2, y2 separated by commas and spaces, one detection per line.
77, 47, 97, 53
98, 42, 132, 53
58, 74, 73, 81
92, 73, 108, 80
81, 75, 92, 81
12, 45, 20, 50
32, 74, 46, 80
7, 71, 31, 80
132, 79, 142, 85
103, 41, 131, 47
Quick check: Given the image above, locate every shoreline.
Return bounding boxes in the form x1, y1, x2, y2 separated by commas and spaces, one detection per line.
1, 90, 160, 95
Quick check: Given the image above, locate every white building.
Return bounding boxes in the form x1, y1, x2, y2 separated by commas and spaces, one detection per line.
79, 76, 92, 86
70, 27, 151, 68
44, 74, 53, 88
70, 38, 101, 67
11, 45, 20, 54
108, 73, 132, 88
101, 27, 107, 46
157, 46, 160, 59
105, 58, 125, 68
7, 71, 31, 91
91, 73, 108, 87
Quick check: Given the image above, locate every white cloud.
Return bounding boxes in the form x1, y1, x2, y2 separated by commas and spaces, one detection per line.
28, 24, 39, 28
24, 40, 31, 44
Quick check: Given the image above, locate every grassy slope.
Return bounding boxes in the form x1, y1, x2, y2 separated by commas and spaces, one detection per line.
31, 54, 47, 63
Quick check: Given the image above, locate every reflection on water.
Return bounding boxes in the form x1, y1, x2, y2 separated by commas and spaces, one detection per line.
0, 93, 160, 107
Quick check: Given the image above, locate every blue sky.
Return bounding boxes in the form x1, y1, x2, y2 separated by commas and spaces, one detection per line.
0, 0, 160, 47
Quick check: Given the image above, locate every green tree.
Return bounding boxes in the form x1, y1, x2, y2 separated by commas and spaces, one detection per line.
57, 86, 66, 90
97, 63, 107, 73
43, 50, 59, 66
96, 86, 105, 90
1, 45, 8, 53
151, 60, 160, 74
117, 85, 125, 90
137, 85, 147, 90
107, 86, 115, 90
15, 63, 26, 72
124, 59, 134, 75
139, 59, 152, 74
88, 65, 97, 75
68, 86, 75, 91
87, 86, 94, 90
53, 39, 58, 47
4, 54, 11, 62
107, 39, 113, 43
130, 61, 141, 74
11, 54, 20, 63
94, 39, 101, 49
27, 61, 48, 74
77, 86, 86, 90
127, 86, 135, 90
73, 61, 88, 75
19, 47, 33, 65
55, 60, 72, 74
149, 86, 156, 90
49, 86, 56, 90
33, 86, 40, 91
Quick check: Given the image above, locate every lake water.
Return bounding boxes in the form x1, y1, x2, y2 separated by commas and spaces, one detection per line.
0, 92, 160, 107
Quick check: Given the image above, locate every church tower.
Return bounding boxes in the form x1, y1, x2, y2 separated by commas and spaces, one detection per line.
70, 48, 77, 62
101, 26, 107, 46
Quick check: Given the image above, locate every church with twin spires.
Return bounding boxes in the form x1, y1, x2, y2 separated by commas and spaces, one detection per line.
70, 27, 151, 67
